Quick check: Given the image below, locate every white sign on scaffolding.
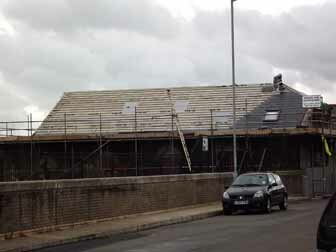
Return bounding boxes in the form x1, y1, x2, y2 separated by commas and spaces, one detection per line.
202, 136, 208, 152
302, 95, 323, 108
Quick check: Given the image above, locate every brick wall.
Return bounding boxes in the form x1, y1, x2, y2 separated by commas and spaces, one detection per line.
0, 173, 232, 235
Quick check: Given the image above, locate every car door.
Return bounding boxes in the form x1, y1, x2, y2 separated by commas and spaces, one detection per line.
274, 174, 286, 197
317, 194, 336, 251
268, 174, 280, 204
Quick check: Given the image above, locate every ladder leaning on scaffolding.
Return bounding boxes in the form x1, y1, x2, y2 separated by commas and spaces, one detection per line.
166, 89, 192, 172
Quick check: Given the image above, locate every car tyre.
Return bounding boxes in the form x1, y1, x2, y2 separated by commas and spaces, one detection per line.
264, 197, 272, 214
279, 194, 288, 211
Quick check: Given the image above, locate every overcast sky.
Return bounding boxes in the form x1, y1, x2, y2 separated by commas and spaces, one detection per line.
0, 0, 335, 122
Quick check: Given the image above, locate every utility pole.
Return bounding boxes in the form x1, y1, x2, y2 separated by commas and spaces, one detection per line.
231, 0, 238, 178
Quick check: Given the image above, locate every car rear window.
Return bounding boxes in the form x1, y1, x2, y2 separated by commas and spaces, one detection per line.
232, 174, 268, 186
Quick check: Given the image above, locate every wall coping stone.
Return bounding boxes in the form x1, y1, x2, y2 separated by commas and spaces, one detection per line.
0, 173, 234, 192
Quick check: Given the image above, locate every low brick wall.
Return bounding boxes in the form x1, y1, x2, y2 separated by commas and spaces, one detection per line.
0, 173, 232, 235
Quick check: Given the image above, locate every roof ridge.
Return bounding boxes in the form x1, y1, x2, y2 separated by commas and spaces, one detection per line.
64, 83, 275, 94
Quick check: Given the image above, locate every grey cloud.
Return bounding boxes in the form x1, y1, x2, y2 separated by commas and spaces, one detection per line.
0, 1, 335, 122
0, 78, 33, 121
237, 3, 336, 86
3, 0, 180, 38
193, 2, 336, 91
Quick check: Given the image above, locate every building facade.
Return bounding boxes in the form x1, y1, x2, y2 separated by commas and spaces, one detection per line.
0, 83, 335, 196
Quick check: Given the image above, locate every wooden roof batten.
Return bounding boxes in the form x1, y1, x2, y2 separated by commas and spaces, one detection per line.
2, 83, 334, 143
0, 127, 334, 144
34, 83, 308, 136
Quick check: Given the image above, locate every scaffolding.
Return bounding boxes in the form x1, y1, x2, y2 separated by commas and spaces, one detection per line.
0, 107, 335, 191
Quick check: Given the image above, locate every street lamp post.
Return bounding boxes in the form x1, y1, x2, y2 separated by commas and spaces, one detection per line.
231, 0, 238, 178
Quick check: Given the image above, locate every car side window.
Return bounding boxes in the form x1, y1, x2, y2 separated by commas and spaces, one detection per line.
268, 174, 276, 185
274, 175, 283, 185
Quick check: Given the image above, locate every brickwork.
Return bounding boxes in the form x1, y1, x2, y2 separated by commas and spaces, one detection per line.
0, 173, 232, 235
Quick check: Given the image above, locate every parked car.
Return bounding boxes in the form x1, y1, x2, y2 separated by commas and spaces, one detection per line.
317, 193, 336, 252
222, 172, 288, 215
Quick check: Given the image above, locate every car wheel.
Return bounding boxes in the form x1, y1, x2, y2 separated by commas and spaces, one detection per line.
279, 194, 288, 210
264, 197, 272, 214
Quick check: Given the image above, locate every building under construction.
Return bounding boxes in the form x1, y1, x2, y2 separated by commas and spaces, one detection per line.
0, 81, 335, 196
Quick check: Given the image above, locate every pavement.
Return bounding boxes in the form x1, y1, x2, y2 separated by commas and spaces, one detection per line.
0, 196, 314, 252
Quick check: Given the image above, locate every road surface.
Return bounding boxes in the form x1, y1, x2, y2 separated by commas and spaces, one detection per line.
39, 200, 327, 252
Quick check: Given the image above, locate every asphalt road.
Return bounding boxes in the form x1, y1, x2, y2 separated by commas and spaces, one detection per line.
39, 200, 327, 252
